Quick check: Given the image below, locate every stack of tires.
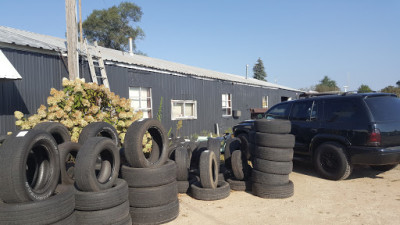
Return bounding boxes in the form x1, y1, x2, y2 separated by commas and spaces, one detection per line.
74, 137, 131, 225
190, 150, 230, 201
251, 119, 295, 199
121, 119, 179, 224
0, 129, 76, 224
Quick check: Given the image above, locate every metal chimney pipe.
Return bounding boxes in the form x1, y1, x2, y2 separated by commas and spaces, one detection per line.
129, 37, 133, 56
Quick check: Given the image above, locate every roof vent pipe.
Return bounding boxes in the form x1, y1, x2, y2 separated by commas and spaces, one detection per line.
129, 37, 133, 56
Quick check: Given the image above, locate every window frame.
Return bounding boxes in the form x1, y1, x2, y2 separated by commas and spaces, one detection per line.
222, 93, 232, 117
171, 100, 198, 120
262, 96, 269, 109
129, 87, 153, 118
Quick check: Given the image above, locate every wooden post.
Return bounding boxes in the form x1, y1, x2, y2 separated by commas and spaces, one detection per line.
65, 0, 78, 80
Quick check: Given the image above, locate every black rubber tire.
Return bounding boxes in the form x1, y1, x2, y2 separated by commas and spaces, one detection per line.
251, 169, 289, 185
114, 214, 133, 225
175, 147, 189, 181
124, 119, 168, 168
252, 180, 294, 199
190, 181, 230, 201
237, 133, 251, 160
76, 201, 130, 225
33, 122, 71, 145
0, 185, 75, 224
75, 178, 128, 211
231, 150, 250, 181
177, 181, 190, 194
224, 137, 242, 169
249, 131, 256, 144
58, 141, 81, 185
253, 146, 294, 162
128, 181, 178, 208
255, 132, 295, 148
370, 164, 398, 172
227, 178, 252, 192
78, 121, 120, 147
254, 119, 291, 134
252, 158, 293, 175
207, 138, 221, 165
0, 129, 60, 203
199, 150, 219, 189
190, 141, 208, 169
313, 142, 353, 180
121, 160, 177, 188
75, 137, 120, 191
129, 199, 179, 225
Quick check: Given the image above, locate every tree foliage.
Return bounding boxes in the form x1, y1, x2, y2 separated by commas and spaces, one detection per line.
253, 58, 267, 81
314, 76, 340, 92
83, 2, 144, 51
357, 84, 373, 93
381, 85, 400, 97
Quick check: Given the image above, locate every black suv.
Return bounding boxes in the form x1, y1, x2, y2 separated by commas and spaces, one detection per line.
233, 93, 400, 180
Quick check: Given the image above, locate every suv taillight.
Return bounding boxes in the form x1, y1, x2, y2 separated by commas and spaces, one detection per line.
367, 128, 381, 146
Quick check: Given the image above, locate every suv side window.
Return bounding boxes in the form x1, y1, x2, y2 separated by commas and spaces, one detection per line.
324, 99, 366, 123
290, 101, 318, 121
265, 102, 291, 120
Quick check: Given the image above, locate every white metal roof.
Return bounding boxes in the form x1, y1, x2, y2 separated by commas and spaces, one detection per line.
0, 25, 299, 92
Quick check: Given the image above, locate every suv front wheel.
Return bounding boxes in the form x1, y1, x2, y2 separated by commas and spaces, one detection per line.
313, 142, 353, 180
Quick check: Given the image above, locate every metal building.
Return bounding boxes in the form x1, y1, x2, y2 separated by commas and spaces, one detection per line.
0, 26, 300, 136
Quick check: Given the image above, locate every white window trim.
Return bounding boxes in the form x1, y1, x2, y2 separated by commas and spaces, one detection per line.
129, 87, 153, 118
171, 100, 197, 120
222, 93, 232, 117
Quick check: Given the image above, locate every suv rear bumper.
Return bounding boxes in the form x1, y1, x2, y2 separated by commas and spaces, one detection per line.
349, 146, 400, 165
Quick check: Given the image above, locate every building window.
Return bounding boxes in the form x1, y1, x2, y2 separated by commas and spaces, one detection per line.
171, 100, 197, 120
222, 93, 232, 116
262, 96, 269, 108
129, 87, 152, 118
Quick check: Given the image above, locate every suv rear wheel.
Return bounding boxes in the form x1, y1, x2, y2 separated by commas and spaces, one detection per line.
313, 142, 353, 180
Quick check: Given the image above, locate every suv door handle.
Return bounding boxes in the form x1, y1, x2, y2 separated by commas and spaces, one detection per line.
310, 129, 318, 133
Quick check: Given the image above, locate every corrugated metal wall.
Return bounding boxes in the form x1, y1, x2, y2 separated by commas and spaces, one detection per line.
0, 47, 299, 137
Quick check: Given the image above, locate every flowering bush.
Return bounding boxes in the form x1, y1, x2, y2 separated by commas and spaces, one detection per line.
14, 78, 144, 144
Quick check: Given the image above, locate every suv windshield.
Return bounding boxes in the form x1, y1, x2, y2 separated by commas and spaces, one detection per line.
365, 96, 400, 122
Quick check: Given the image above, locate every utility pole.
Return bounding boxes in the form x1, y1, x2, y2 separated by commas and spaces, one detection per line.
65, 0, 79, 80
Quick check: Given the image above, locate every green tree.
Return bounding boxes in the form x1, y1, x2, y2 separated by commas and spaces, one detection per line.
396, 80, 400, 88
253, 58, 267, 81
314, 76, 340, 92
381, 85, 400, 97
357, 84, 373, 93
83, 2, 144, 52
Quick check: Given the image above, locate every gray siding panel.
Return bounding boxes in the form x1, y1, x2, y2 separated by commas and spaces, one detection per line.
0, 48, 299, 137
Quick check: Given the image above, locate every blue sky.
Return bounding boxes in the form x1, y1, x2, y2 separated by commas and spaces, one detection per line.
1, 0, 399, 91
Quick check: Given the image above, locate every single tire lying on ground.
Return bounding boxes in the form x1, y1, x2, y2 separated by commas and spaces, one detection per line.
0, 185, 75, 224
75, 137, 120, 192
58, 141, 81, 185
78, 121, 120, 147
190, 181, 230, 201
34, 122, 71, 145
121, 160, 177, 188
0, 129, 60, 203
75, 178, 129, 211
129, 199, 179, 225
252, 180, 294, 199
199, 150, 219, 189
124, 119, 168, 168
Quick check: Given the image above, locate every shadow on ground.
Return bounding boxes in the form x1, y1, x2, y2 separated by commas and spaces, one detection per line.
292, 157, 388, 180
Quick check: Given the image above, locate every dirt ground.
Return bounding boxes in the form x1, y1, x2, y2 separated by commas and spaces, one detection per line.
167, 160, 400, 225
